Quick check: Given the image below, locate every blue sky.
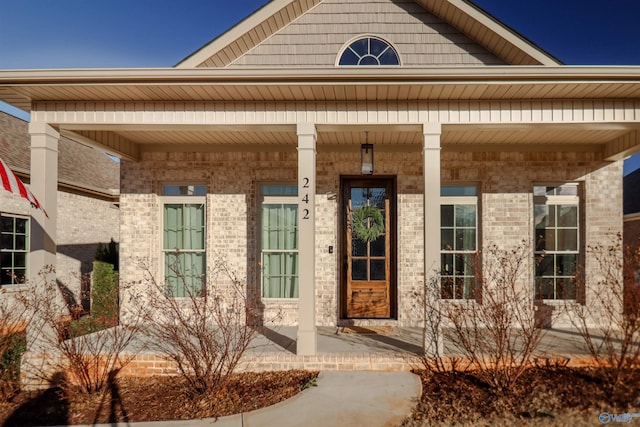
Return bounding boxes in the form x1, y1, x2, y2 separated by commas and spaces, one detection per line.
1, 0, 639, 172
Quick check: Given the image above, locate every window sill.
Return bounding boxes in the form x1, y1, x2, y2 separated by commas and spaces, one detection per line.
535, 299, 578, 307
0, 283, 30, 293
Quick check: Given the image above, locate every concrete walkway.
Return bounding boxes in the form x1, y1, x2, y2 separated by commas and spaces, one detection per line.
77, 371, 421, 427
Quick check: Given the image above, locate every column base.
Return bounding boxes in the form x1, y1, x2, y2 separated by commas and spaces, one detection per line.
297, 326, 318, 356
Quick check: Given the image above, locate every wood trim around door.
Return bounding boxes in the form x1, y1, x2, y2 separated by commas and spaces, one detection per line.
340, 176, 397, 319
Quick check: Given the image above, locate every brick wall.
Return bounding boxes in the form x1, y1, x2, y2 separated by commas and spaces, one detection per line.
56, 191, 120, 311
120, 150, 623, 329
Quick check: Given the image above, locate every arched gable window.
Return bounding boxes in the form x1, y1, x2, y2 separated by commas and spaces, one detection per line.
338, 36, 400, 66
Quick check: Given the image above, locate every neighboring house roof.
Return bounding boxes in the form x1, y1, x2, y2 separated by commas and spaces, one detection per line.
176, 0, 561, 68
624, 168, 640, 215
0, 111, 119, 199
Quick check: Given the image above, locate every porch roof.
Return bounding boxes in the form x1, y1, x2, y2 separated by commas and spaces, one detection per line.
2, 66, 640, 112
1, 66, 640, 162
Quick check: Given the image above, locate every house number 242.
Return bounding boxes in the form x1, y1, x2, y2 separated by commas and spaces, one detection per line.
301, 177, 310, 220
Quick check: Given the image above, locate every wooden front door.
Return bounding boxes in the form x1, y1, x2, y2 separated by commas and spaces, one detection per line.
341, 178, 396, 319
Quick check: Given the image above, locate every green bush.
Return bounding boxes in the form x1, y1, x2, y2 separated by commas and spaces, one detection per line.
0, 332, 26, 398
91, 260, 119, 322
68, 315, 114, 338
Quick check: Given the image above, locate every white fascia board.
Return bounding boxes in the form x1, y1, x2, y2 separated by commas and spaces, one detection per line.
175, 0, 295, 68
449, 0, 562, 66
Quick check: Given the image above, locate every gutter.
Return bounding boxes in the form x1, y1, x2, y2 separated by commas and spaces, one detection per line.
1, 66, 640, 85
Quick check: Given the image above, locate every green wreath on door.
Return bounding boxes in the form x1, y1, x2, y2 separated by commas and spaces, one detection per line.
352, 205, 385, 243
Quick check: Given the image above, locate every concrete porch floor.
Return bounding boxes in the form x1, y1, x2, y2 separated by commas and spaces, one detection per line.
118, 326, 600, 377
235, 326, 596, 372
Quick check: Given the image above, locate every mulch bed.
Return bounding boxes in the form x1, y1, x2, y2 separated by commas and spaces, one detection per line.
403, 366, 640, 426
0, 370, 318, 426
1, 367, 638, 426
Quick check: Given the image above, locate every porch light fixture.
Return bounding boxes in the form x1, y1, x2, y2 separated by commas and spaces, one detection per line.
361, 133, 374, 175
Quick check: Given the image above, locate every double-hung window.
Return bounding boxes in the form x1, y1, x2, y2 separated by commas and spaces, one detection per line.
162, 185, 206, 297
260, 185, 299, 298
534, 184, 580, 300
0, 214, 29, 286
440, 186, 478, 299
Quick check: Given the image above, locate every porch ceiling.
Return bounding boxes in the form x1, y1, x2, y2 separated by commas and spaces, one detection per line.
61, 123, 635, 158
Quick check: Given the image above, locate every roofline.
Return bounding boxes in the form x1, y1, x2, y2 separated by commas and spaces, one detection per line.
455, 0, 562, 65
175, 0, 292, 68
3, 66, 640, 113
11, 168, 119, 200
1, 66, 640, 84
624, 212, 640, 222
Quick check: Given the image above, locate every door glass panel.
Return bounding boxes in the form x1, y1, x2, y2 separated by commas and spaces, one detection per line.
370, 188, 386, 208
370, 235, 385, 257
370, 260, 386, 280
352, 260, 367, 280
351, 189, 367, 209
349, 186, 387, 281
352, 237, 367, 256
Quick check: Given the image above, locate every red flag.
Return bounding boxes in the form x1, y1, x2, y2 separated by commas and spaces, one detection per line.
0, 157, 48, 217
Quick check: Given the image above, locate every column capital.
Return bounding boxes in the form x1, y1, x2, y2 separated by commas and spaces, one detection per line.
423, 123, 442, 150
297, 122, 317, 138
29, 123, 60, 152
28, 122, 60, 139
423, 122, 442, 136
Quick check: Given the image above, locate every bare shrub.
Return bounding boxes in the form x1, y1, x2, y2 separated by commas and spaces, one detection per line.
136, 257, 260, 395
435, 242, 546, 392
414, 273, 466, 373
0, 287, 33, 399
566, 234, 640, 392
20, 267, 144, 394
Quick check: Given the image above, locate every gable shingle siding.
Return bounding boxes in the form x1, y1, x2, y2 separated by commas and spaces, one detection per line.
226, 0, 505, 68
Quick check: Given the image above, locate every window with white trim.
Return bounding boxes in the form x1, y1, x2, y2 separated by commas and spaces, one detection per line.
534, 184, 579, 300
260, 185, 299, 298
440, 186, 478, 299
162, 185, 206, 297
338, 36, 400, 66
0, 214, 29, 286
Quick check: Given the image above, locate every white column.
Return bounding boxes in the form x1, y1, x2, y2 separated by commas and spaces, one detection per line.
28, 122, 59, 281
296, 123, 317, 355
423, 123, 443, 357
